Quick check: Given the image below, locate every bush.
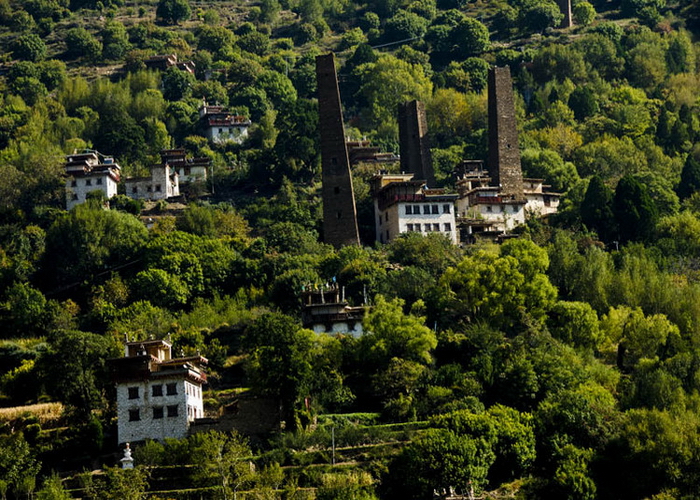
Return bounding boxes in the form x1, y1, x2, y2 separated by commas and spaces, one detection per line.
12, 34, 47, 62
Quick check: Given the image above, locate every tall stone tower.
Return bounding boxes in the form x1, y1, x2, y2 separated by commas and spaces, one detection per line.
398, 100, 435, 187
557, 0, 573, 28
488, 66, 524, 201
316, 53, 360, 248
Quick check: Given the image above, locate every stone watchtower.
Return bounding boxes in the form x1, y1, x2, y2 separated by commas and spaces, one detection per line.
398, 100, 435, 187
315, 53, 360, 248
557, 0, 573, 28
487, 66, 525, 202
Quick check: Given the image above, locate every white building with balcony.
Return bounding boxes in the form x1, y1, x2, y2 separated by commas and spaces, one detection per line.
64, 150, 121, 210
371, 173, 458, 244
109, 338, 207, 444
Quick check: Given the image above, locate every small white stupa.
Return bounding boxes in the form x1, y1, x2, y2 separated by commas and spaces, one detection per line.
120, 443, 134, 469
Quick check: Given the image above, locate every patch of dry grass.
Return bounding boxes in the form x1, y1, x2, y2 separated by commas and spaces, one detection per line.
0, 402, 65, 426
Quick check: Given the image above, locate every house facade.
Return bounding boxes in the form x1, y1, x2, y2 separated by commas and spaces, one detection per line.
64, 151, 121, 210
371, 173, 458, 245
455, 160, 560, 241
109, 339, 207, 444
160, 149, 211, 184
199, 101, 251, 145
301, 285, 365, 337
125, 164, 179, 201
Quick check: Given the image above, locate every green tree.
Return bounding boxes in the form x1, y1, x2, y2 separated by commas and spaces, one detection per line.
12, 34, 47, 62
581, 175, 616, 241
65, 27, 102, 61
156, 0, 191, 24
384, 10, 429, 42
384, 428, 495, 499
573, 1, 596, 25
547, 301, 600, 349
613, 175, 658, 243
449, 17, 489, 56
519, 0, 564, 33
0, 433, 40, 500
438, 241, 557, 331
41, 203, 148, 291
676, 154, 700, 200
36, 473, 71, 500
361, 295, 437, 367
39, 330, 118, 419
192, 431, 255, 500
161, 66, 195, 101
244, 313, 314, 429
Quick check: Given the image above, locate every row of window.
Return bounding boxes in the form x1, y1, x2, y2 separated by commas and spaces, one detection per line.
128, 383, 178, 400
405, 204, 451, 215
70, 178, 104, 187
131, 184, 162, 194
128, 405, 178, 421
407, 223, 451, 233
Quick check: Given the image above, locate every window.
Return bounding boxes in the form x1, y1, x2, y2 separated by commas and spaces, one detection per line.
152, 385, 163, 397
443, 204, 451, 214
153, 407, 164, 419
385, 212, 388, 222
85, 179, 92, 186
132, 187, 138, 194
486, 206, 492, 212
405, 205, 412, 215
424, 224, 431, 232
423, 205, 430, 215
167, 405, 179, 417
128, 387, 139, 400
378, 216, 382, 226
386, 230, 390, 240
415, 224, 421, 232
129, 409, 140, 421
70, 180, 77, 187
336, 211, 342, 219
433, 223, 440, 232
147, 185, 152, 192
500, 205, 505, 213
166, 383, 177, 395
444, 223, 452, 232
96, 178, 103, 185
155, 184, 161, 192
184, 167, 191, 176
432, 205, 439, 214
406, 223, 413, 232
334, 186, 340, 194
72, 194, 78, 201
218, 128, 223, 133
331, 157, 338, 165
414, 205, 420, 214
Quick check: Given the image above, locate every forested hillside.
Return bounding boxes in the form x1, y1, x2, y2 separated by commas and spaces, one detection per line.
2, 0, 700, 498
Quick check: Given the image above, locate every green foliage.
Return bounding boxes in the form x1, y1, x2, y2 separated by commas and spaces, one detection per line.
361, 295, 437, 367
437, 240, 557, 331
12, 34, 47, 62
40, 329, 118, 419
572, 1, 596, 26
613, 175, 659, 243
244, 313, 315, 428
156, 0, 191, 24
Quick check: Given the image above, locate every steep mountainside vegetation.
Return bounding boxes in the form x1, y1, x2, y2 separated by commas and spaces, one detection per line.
3, 0, 700, 498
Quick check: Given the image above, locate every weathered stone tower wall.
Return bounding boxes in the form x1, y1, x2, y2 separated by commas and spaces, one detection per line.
398, 100, 435, 187
316, 53, 360, 248
488, 66, 524, 201
557, 0, 573, 28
